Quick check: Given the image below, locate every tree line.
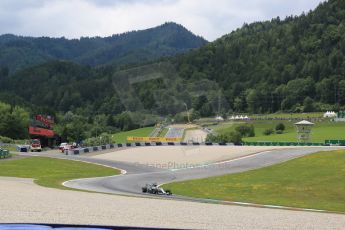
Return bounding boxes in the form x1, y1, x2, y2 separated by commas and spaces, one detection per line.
0, 101, 29, 140
175, 0, 345, 113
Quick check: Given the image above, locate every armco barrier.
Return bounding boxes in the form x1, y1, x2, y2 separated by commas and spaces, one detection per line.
65, 142, 236, 155
325, 140, 345, 146
243, 142, 324, 146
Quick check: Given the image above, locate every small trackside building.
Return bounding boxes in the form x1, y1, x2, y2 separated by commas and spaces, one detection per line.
28, 115, 56, 147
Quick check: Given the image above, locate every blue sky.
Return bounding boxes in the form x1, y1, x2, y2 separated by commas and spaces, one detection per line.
0, 0, 324, 41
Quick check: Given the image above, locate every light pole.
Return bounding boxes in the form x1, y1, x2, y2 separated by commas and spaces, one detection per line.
183, 103, 191, 123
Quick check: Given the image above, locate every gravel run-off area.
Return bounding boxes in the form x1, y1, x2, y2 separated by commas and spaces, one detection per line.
1, 177, 345, 229
91, 145, 300, 169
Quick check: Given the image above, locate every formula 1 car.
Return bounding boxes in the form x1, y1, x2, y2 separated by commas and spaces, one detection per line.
142, 183, 172, 195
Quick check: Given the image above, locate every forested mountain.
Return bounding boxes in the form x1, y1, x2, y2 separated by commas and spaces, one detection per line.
0, 60, 221, 140
0, 60, 220, 117
2, 0, 344, 117
175, 0, 345, 113
0, 22, 207, 73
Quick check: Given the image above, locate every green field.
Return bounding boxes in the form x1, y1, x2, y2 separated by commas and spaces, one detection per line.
112, 127, 154, 143
197, 113, 323, 126
209, 120, 345, 143
0, 157, 119, 189
164, 150, 345, 212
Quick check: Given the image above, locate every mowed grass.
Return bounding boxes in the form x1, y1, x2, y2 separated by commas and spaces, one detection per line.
0, 157, 119, 189
210, 120, 345, 142
164, 150, 345, 212
197, 112, 323, 126
112, 126, 154, 143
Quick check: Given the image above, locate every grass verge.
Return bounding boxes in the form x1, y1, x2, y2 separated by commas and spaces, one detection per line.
112, 127, 154, 143
164, 150, 345, 212
209, 120, 345, 143
0, 157, 119, 189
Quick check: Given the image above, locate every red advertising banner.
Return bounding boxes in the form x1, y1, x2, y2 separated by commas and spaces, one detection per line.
29, 126, 54, 137
35, 115, 54, 128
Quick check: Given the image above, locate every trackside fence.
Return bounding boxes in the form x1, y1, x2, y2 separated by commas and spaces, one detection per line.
65, 142, 235, 155
64, 140, 345, 155
244, 140, 345, 146
243, 142, 324, 146
324, 140, 345, 146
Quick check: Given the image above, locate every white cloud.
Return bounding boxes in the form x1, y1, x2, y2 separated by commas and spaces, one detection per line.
0, 0, 323, 41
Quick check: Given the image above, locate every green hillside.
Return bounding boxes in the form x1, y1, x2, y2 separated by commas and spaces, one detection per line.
209, 119, 345, 143
175, 0, 345, 114
111, 127, 154, 143
2, 0, 345, 118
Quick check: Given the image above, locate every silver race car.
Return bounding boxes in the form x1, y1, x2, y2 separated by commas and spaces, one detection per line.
142, 183, 172, 195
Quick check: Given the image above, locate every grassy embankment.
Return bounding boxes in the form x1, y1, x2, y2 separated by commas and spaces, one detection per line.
164, 150, 345, 212
208, 119, 345, 143
0, 157, 119, 189
112, 127, 154, 143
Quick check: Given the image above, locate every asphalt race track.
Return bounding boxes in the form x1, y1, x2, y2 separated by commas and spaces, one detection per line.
51, 147, 344, 199
165, 127, 185, 138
